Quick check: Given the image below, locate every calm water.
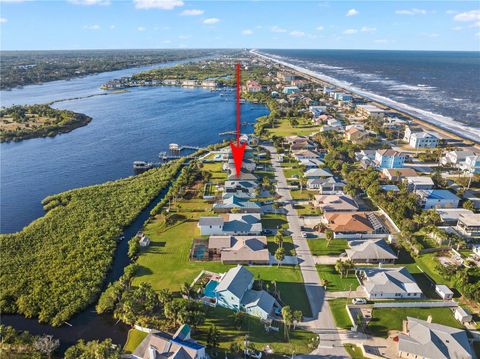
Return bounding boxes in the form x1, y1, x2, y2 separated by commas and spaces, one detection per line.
261, 49, 480, 139
1, 86, 268, 233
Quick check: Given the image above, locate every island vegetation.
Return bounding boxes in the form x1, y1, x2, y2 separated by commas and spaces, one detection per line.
1, 49, 227, 90
0, 160, 184, 326
0, 104, 91, 143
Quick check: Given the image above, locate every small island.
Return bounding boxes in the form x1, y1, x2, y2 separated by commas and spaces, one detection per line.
0, 104, 92, 143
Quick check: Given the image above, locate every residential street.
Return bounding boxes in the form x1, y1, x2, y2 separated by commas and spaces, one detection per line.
265, 143, 349, 358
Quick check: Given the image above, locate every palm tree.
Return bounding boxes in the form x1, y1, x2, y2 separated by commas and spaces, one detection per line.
275, 247, 285, 267
274, 232, 284, 249
293, 310, 303, 330
281, 306, 293, 341
335, 259, 345, 279
325, 229, 334, 248
180, 282, 191, 299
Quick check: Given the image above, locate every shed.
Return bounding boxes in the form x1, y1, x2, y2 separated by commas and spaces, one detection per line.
435, 285, 453, 300
454, 307, 472, 324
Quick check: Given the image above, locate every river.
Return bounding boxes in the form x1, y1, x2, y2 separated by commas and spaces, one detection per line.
0, 59, 269, 349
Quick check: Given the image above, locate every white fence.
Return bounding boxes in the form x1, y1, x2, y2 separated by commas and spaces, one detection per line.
134, 324, 160, 334
372, 301, 458, 309
333, 233, 390, 240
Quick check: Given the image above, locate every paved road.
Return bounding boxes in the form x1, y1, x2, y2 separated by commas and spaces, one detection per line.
265, 144, 348, 358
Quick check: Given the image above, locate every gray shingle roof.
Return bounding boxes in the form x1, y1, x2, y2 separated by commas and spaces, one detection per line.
398, 317, 472, 359
360, 267, 422, 296
241, 289, 276, 314
215, 265, 253, 300
198, 217, 224, 227
346, 239, 397, 261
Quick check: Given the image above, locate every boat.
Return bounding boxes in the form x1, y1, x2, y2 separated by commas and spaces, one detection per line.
239, 99, 246, 104
133, 161, 153, 173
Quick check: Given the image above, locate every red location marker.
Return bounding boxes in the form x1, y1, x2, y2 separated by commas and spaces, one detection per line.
230, 63, 246, 177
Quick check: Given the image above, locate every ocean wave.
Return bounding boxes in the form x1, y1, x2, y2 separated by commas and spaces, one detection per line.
254, 50, 480, 142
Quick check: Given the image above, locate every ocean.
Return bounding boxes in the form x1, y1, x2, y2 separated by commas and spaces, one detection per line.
260, 49, 480, 139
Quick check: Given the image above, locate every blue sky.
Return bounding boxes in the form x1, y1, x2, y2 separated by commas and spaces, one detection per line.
1, 0, 479, 51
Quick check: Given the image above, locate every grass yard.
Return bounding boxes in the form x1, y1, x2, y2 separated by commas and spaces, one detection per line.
368, 307, 463, 338
290, 189, 314, 200
267, 235, 296, 256
268, 118, 322, 137
202, 162, 227, 182
328, 299, 353, 329
123, 329, 148, 353
294, 203, 319, 216
308, 238, 348, 256
344, 344, 366, 359
317, 264, 359, 292
195, 306, 317, 356
261, 213, 288, 230
283, 167, 304, 179
133, 200, 311, 316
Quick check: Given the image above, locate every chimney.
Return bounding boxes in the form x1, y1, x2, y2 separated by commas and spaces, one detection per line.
427, 315, 432, 323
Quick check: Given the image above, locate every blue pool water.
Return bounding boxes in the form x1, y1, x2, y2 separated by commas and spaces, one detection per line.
204, 280, 219, 298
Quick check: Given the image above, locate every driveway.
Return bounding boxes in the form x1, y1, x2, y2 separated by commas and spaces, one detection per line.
265, 143, 348, 358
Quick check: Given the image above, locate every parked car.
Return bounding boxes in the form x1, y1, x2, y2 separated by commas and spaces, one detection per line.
301, 231, 308, 238
339, 252, 347, 257
352, 298, 367, 305
262, 229, 273, 235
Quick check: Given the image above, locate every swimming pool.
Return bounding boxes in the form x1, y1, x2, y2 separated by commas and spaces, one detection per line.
203, 280, 219, 299
192, 244, 207, 259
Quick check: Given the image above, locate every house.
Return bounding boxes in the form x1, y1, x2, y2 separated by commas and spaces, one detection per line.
208, 235, 269, 265
224, 180, 258, 195
309, 105, 327, 117
375, 149, 406, 169
225, 158, 256, 173
307, 176, 345, 193
440, 150, 478, 167
409, 132, 439, 149
324, 212, 385, 234
213, 194, 261, 213
246, 80, 262, 93
454, 307, 473, 324
314, 194, 359, 212
181, 80, 197, 87
283, 86, 300, 94
138, 233, 151, 247
201, 80, 216, 88
355, 149, 377, 162
163, 79, 178, 85
132, 324, 206, 359
435, 285, 453, 300
277, 71, 295, 82
227, 169, 257, 181
345, 127, 368, 143
299, 158, 324, 169
382, 184, 400, 192
214, 265, 279, 319
456, 213, 480, 238
405, 176, 434, 192
356, 104, 385, 119
198, 214, 262, 236
292, 150, 319, 161
382, 168, 417, 181
417, 189, 460, 209
304, 168, 333, 179
358, 267, 423, 299
397, 317, 472, 359
460, 155, 480, 174
345, 239, 397, 264
436, 208, 475, 226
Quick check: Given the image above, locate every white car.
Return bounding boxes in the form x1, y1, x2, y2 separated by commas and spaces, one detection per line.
352, 298, 367, 305
300, 231, 308, 238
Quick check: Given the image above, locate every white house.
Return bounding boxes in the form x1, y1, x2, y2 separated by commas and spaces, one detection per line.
460, 155, 480, 174
456, 213, 480, 238
358, 267, 423, 299
409, 132, 439, 149
356, 104, 385, 119
198, 214, 262, 236
454, 307, 473, 324
405, 176, 434, 192
417, 189, 460, 209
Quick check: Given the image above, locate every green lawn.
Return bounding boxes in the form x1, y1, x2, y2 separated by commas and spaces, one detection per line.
123, 329, 148, 353
133, 200, 311, 317
317, 265, 359, 292
268, 118, 322, 137
368, 307, 463, 338
308, 239, 348, 256
294, 203, 319, 216
202, 162, 227, 182
290, 190, 314, 200
195, 306, 317, 356
344, 344, 366, 359
284, 167, 303, 179
328, 299, 353, 329
261, 213, 288, 230
267, 235, 296, 256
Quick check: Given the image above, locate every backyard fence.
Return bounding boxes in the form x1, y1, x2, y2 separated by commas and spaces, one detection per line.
372, 301, 458, 308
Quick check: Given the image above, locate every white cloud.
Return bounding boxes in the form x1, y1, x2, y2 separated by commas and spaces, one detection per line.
83, 24, 100, 30
178, 34, 190, 39
242, 29, 254, 35
454, 10, 480, 22
0, 17, 7, 23
134, 0, 184, 10
346, 9, 358, 17
316, 26, 324, 31
343, 28, 358, 35
137, 26, 146, 31
109, 25, 115, 29
361, 26, 376, 33
290, 30, 305, 37
471, 21, 480, 28
395, 8, 427, 15
203, 18, 220, 25
271, 25, 287, 33
180, 9, 203, 16
69, 0, 110, 5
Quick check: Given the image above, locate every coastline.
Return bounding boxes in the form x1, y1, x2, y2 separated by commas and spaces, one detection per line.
251, 50, 480, 146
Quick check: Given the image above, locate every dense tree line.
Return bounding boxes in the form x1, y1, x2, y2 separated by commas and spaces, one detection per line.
0, 104, 91, 142
1, 49, 226, 89
0, 161, 183, 326
64, 338, 121, 359
0, 325, 59, 358
436, 265, 480, 303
